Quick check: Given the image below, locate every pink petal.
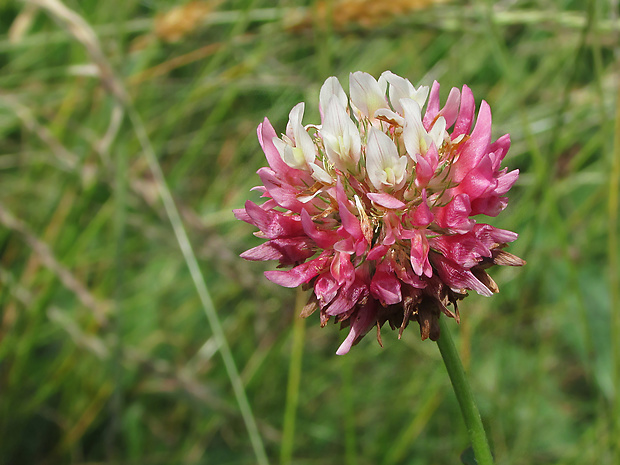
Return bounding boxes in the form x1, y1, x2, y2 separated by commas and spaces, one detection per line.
250, 185, 267, 194
367, 244, 390, 261
453, 85, 475, 139
336, 300, 377, 355
244, 200, 304, 238
453, 101, 493, 183
334, 237, 356, 254
233, 207, 252, 224
439, 87, 461, 128
326, 278, 369, 316
429, 233, 490, 269
258, 119, 306, 183
336, 178, 368, 256
265, 251, 331, 288
423, 81, 441, 130
454, 154, 497, 200
399, 228, 418, 240
415, 143, 438, 188
410, 229, 432, 277
489, 134, 511, 170
259, 171, 307, 213
301, 209, 338, 248
433, 194, 474, 233
473, 224, 518, 246
336, 179, 363, 240
411, 190, 434, 227
430, 253, 493, 297
381, 211, 399, 246
470, 196, 507, 217
495, 169, 519, 195
367, 192, 406, 209
370, 266, 402, 306
240, 238, 315, 264
330, 251, 355, 285
314, 273, 339, 307
258, 118, 289, 174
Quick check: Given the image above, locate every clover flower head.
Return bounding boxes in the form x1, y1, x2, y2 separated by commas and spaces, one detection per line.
235, 71, 524, 354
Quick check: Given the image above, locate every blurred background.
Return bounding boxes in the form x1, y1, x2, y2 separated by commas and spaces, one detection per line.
0, 0, 618, 464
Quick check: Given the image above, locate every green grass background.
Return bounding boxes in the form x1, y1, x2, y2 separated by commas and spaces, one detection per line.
0, 0, 618, 464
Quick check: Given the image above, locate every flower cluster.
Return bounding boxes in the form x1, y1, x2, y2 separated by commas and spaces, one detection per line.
235, 71, 524, 354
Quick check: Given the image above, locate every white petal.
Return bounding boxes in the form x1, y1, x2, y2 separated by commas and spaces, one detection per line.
319, 76, 348, 116
349, 71, 388, 120
322, 97, 361, 171
428, 116, 447, 149
288, 102, 316, 165
401, 98, 428, 160
395, 156, 408, 184
308, 162, 334, 184
366, 127, 407, 191
411, 85, 430, 108
374, 108, 405, 127
273, 137, 304, 169
281, 145, 306, 169
286, 102, 304, 140
296, 128, 316, 165
380, 71, 429, 115
381, 71, 415, 115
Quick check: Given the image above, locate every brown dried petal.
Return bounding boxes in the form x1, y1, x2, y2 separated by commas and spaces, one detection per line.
471, 269, 499, 294
417, 298, 440, 341
319, 308, 330, 327
300, 293, 319, 318
399, 290, 420, 338
435, 296, 459, 321
376, 323, 384, 347
493, 249, 526, 267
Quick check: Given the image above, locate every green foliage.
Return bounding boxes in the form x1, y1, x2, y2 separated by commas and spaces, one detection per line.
0, 0, 617, 464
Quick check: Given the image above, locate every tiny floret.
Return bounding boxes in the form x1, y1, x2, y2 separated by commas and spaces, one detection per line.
235, 71, 524, 354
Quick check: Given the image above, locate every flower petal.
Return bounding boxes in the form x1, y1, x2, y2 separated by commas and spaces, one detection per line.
410, 229, 432, 277
264, 251, 331, 287
433, 193, 474, 233
423, 81, 441, 130
240, 238, 315, 264
366, 127, 407, 191
349, 71, 388, 119
453, 100, 493, 182
314, 273, 339, 307
438, 87, 461, 128
370, 262, 402, 305
380, 70, 429, 115
301, 209, 338, 248
411, 190, 434, 227
257, 118, 297, 177
336, 300, 377, 355
322, 97, 362, 172
453, 85, 475, 138
367, 192, 406, 209
430, 253, 494, 297
319, 76, 348, 117
244, 200, 304, 238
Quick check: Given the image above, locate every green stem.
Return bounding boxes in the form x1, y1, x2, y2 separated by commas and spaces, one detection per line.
436, 316, 494, 465
280, 288, 307, 465
609, 65, 620, 464
343, 357, 357, 465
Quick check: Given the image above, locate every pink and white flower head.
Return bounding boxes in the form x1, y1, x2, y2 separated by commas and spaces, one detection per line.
235, 71, 525, 354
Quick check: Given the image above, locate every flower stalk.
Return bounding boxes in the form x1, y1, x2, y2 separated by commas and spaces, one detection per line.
436, 316, 494, 465
280, 289, 307, 465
